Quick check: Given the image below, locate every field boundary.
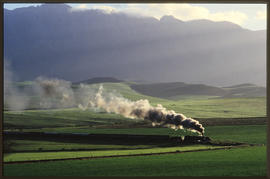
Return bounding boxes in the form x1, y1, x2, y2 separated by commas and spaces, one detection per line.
4, 144, 251, 164
196, 117, 267, 126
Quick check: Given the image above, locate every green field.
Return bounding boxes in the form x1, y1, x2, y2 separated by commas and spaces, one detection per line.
82, 83, 267, 118
205, 125, 267, 144
4, 125, 266, 160
4, 146, 266, 176
4, 108, 135, 129
4, 145, 223, 162
130, 82, 266, 99
3, 82, 267, 176
6, 140, 154, 152
16, 125, 266, 145
4, 97, 266, 130
4, 83, 266, 121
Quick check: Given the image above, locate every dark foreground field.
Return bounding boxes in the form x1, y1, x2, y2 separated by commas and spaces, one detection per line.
4, 124, 266, 176
4, 146, 266, 176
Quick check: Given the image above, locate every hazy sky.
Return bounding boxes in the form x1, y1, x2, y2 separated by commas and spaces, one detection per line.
4, 3, 267, 31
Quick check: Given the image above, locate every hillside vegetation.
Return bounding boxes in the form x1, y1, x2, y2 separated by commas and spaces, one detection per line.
4, 146, 266, 176
130, 82, 266, 99
4, 81, 266, 132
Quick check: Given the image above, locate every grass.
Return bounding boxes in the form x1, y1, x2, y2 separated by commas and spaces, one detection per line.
21, 125, 267, 145
23, 127, 196, 136
160, 97, 266, 118
4, 108, 135, 129
7, 140, 154, 152
4, 146, 266, 176
4, 125, 267, 156
4, 97, 266, 130
4, 145, 221, 162
90, 83, 169, 104
3, 82, 266, 176
92, 83, 266, 118
167, 95, 220, 100
205, 125, 267, 145
4, 83, 266, 129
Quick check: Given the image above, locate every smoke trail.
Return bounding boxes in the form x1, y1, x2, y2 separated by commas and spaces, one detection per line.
78, 85, 205, 135
4, 60, 29, 111
33, 77, 75, 108
4, 72, 204, 135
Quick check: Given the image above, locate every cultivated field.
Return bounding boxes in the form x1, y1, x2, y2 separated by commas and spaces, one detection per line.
3, 82, 267, 176
4, 146, 266, 176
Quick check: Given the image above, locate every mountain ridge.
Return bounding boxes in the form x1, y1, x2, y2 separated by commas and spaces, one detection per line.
4, 4, 266, 86
73, 77, 124, 84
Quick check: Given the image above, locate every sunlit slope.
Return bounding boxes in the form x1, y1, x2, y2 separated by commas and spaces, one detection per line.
4, 82, 266, 130
88, 83, 266, 118
159, 97, 266, 118
85, 82, 169, 104
130, 82, 266, 99
4, 108, 141, 129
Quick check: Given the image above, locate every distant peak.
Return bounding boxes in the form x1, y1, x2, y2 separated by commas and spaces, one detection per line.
160, 15, 183, 23
39, 3, 71, 10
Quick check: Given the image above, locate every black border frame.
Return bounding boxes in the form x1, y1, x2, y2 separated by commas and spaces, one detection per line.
0, 1, 269, 178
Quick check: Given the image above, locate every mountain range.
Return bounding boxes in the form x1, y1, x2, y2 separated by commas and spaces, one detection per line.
4, 4, 266, 86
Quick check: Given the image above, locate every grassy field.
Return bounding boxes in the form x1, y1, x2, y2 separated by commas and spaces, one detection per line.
3, 82, 266, 176
4, 125, 266, 160
4, 97, 266, 130
4, 83, 266, 124
22, 127, 197, 136
18, 125, 266, 145
4, 145, 222, 162
89, 83, 266, 118
4, 108, 136, 129
4, 146, 266, 176
6, 140, 154, 152
130, 82, 266, 99
205, 125, 267, 144
159, 97, 266, 118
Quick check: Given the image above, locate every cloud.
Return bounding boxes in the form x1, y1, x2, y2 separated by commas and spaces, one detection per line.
78, 4, 248, 26
255, 10, 266, 20
127, 4, 248, 25
70, 4, 89, 11
207, 11, 248, 25
91, 5, 116, 13
70, 4, 116, 13
78, 4, 87, 9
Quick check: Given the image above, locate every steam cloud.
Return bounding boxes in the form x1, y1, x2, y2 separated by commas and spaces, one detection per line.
4, 71, 204, 135
33, 77, 75, 108
4, 61, 29, 111
78, 85, 204, 135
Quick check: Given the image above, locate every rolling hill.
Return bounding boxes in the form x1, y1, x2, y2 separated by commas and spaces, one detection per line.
130, 82, 266, 99
73, 77, 123, 85
3, 79, 266, 131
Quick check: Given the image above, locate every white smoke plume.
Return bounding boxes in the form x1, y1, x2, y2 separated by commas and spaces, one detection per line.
33, 77, 75, 108
78, 85, 205, 135
4, 61, 29, 111
4, 73, 204, 135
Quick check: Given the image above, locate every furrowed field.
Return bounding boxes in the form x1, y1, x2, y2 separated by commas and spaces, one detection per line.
3, 82, 267, 176
4, 146, 266, 176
